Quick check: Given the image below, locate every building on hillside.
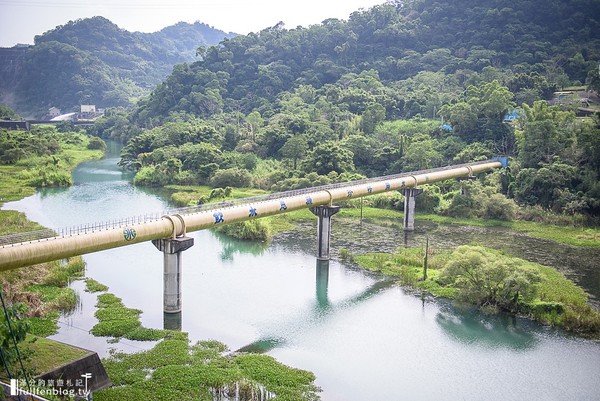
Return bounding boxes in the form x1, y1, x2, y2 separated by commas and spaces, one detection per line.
80, 105, 96, 114
48, 107, 61, 118
503, 110, 519, 124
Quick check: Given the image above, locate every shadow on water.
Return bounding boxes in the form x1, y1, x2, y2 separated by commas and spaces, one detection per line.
237, 259, 396, 353
315, 217, 600, 309
212, 231, 269, 261
435, 301, 539, 351
164, 312, 182, 331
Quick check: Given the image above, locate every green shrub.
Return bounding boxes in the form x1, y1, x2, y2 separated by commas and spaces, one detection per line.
210, 168, 252, 188
87, 136, 107, 150
482, 193, 518, 220
440, 245, 541, 312
216, 220, 271, 241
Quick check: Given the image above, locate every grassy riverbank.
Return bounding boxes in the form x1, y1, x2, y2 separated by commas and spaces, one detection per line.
351, 245, 600, 339
0, 128, 106, 377
0, 128, 104, 206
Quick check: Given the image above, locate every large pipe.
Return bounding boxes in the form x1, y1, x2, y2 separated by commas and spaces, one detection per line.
0, 160, 503, 271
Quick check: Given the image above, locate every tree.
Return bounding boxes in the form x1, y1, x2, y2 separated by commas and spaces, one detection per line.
302, 141, 354, 175
281, 135, 308, 170
440, 246, 541, 312
360, 103, 386, 135
513, 160, 578, 211
516, 101, 575, 168
0, 302, 29, 366
0, 104, 20, 120
401, 136, 443, 171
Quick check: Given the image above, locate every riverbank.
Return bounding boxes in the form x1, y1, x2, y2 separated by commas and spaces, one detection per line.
0, 141, 323, 401
0, 129, 106, 375
351, 244, 600, 339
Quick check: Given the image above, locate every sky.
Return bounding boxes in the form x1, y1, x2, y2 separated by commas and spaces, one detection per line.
0, 0, 387, 47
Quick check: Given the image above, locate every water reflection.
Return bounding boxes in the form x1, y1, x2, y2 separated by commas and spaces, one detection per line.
436, 302, 538, 350
163, 311, 182, 331
237, 258, 396, 353
213, 231, 269, 261
315, 259, 330, 309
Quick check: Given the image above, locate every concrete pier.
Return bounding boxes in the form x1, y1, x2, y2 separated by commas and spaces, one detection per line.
400, 188, 423, 231
152, 236, 194, 314
309, 205, 341, 260
316, 259, 330, 308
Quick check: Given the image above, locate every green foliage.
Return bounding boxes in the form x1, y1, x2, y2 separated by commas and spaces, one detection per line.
215, 220, 272, 241
87, 136, 107, 150
0, 302, 30, 366
91, 292, 184, 341
42, 257, 85, 287
210, 167, 252, 188
85, 278, 109, 293
444, 179, 518, 220
235, 354, 320, 401
96, 339, 321, 401
439, 246, 541, 312
513, 160, 578, 212
515, 101, 576, 168
302, 141, 355, 175
0, 104, 21, 120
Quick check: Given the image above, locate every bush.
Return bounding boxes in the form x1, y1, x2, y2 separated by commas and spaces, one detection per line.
440, 246, 541, 312
210, 168, 252, 188
482, 193, 518, 220
28, 169, 72, 187
216, 220, 271, 241
87, 136, 107, 151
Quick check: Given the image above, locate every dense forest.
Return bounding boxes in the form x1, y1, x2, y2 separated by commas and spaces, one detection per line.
0, 17, 236, 117
8, 0, 600, 221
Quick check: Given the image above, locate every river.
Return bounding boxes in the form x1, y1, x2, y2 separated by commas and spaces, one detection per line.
4, 142, 600, 401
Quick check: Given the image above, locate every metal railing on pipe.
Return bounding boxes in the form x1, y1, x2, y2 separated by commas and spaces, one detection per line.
0, 159, 503, 253
167, 160, 495, 216
0, 212, 166, 247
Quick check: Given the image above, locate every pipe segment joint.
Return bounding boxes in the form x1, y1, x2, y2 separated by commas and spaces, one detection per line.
163, 214, 186, 239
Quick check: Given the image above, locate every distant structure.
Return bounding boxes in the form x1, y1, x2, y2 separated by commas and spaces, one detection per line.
503, 110, 519, 124
81, 104, 96, 114
47, 107, 61, 118
50, 112, 78, 121
0, 120, 30, 130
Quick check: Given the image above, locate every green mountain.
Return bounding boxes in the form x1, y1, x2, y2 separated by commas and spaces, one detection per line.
0, 16, 236, 118
110, 0, 600, 218
132, 0, 599, 122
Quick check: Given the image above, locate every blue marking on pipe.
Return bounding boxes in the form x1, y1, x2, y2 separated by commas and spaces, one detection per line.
213, 212, 224, 224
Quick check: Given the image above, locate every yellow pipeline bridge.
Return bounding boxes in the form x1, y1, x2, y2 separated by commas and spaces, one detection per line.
0, 159, 506, 272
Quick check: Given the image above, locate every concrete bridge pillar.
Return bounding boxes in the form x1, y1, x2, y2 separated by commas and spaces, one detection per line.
309, 205, 341, 260
400, 188, 423, 231
152, 236, 194, 314
316, 259, 330, 309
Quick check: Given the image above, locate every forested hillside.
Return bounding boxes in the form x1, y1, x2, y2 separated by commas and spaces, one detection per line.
0, 17, 236, 118
84, 0, 600, 220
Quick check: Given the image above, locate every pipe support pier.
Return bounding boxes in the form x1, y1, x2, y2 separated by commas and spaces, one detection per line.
309, 205, 341, 260
152, 236, 194, 314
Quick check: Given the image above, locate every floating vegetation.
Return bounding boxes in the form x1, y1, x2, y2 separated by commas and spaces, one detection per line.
90, 292, 186, 341
95, 341, 320, 401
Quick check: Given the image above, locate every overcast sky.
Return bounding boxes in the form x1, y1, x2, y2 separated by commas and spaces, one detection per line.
0, 0, 386, 47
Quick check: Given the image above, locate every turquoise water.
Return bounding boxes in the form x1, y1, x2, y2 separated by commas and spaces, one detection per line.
4, 143, 600, 400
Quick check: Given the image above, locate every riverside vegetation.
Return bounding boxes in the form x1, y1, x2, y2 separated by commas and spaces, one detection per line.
0, 125, 108, 378
348, 245, 600, 338
2, 0, 600, 397
0, 121, 322, 400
